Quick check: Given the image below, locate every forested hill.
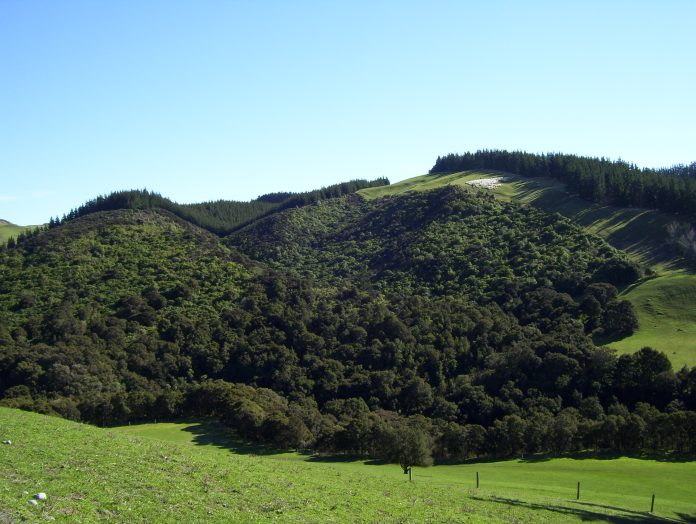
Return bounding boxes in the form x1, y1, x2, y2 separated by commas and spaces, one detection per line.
2, 183, 696, 464
55, 178, 389, 236
229, 186, 642, 299
431, 150, 696, 218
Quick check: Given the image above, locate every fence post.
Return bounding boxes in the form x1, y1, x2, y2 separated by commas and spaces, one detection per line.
651, 494, 655, 513
476, 471, 479, 489
577, 481, 580, 500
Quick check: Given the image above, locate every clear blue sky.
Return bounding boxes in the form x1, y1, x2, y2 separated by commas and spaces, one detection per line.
2, 1, 695, 225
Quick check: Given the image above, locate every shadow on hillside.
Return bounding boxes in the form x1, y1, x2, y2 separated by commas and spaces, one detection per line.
513, 178, 682, 270
473, 495, 679, 523
675, 514, 696, 523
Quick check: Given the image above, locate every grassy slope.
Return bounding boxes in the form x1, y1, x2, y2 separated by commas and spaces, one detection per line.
358, 171, 495, 200
361, 172, 696, 368
609, 275, 696, 369
0, 222, 37, 243
2, 409, 695, 523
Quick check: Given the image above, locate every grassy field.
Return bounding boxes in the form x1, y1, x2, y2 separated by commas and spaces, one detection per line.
0, 219, 38, 243
2, 408, 694, 522
607, 274, 696, 369
358, 171, 496, 200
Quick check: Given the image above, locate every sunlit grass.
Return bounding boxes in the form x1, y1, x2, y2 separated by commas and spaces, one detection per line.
609, 274, 696, 369
2, 408, 693, 522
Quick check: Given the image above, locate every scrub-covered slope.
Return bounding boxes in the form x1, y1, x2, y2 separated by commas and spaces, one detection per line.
2, 187, 695, 462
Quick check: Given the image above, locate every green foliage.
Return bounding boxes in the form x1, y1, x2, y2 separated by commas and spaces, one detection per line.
1, 183, 694, 463
231, 186, 635, 298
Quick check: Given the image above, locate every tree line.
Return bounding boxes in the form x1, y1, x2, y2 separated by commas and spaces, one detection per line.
431, 150, 696, 219
52, 178, 389, 237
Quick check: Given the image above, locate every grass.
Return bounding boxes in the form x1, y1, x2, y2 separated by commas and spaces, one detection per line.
608, 274, 696, 369
358, 171, 498, 200
2, 408, 695, 523
0, 220, 38, 243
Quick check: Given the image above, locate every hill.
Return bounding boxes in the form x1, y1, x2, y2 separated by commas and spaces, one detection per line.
360, 171, 696, 369
0, 220, 38, 244
2, 408, 694, 522
1, 180, 696, 465
360, 171, 684, 272
230, 185, 635, 296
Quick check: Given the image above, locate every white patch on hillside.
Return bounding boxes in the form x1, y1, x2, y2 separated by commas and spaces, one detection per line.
466, 176, 510, 190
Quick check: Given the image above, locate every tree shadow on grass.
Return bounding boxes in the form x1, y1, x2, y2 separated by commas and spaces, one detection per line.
180, 421, 287, 456
180, 421, 388, 465
303, 454, 389, 466
472, 495, 680, 523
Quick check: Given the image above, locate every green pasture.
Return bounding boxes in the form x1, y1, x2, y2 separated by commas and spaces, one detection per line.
609, 274, 696, 369
0, 220, 37, 243
2, 408, 693, 522
358, 171, 497, 200
114, 421, 696, 523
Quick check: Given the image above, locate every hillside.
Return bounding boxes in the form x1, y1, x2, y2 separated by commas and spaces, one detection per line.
359, 171, 696, 369
610, 275, 696, 369
360, 171, 684, 271
230, 185, 633, 297
1, 181, 696, 466
0, 220, 38, 243
2, 408, 694, 522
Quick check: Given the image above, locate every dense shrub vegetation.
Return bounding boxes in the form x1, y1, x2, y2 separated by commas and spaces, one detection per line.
431, 150, 696, 219
1, 185, 695, 467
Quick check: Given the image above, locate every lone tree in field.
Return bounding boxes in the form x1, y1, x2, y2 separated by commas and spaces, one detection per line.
380, 415, 433, 472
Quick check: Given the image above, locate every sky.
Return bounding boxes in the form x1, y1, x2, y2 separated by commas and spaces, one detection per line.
1, 1, 695, 225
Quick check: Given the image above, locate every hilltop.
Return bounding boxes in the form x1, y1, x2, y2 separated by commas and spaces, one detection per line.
359, 171, 684, 272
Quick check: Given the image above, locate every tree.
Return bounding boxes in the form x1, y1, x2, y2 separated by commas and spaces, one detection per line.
602, 300, 639, 338
379, 415, 433, 472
